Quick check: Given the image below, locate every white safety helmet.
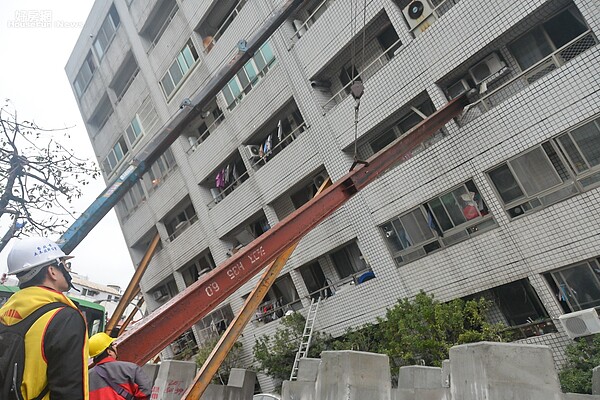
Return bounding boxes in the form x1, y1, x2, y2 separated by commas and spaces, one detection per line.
7, 237, 73, 283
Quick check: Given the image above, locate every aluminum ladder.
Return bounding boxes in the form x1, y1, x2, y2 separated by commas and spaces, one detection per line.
290, 296, 321, 381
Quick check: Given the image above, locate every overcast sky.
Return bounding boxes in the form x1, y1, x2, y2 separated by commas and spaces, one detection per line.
0, 1, 134, 289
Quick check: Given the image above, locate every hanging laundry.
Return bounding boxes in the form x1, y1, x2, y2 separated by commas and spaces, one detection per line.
232, 163, 239, 182
264, 134, 273, 155
215, 168, 226, 189
426, 209, 444, 237
277, 119, 283, 142
223, 164, 231, 185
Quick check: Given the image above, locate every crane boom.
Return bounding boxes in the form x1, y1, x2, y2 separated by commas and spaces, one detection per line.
57, 0, 308, 253
115, 94, 470, 365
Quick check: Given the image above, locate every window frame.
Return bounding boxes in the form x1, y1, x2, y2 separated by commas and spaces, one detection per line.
125, 114, 144, 147
160, 39, 200, 98
74, 51, 96, 98
92, 4, 121, 60
487, 117, 600, 219
546, 258, 600, 312
381, 180, 496, 266
102, 136, 129, 175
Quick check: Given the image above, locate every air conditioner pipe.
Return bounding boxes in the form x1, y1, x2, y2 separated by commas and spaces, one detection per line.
310, 80, 331, 89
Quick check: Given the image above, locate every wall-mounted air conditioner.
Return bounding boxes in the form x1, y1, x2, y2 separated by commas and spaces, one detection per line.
468, 53, 506, 85
447, 78, 471, 99
152, 286, 169, 301
245, 144, 261, 161
559, 308, 600, 339
402, 0, 436, 36
313, 172, 329, 189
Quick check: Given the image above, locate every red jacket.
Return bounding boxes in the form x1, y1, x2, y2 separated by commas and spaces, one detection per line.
89, 357, 152, 400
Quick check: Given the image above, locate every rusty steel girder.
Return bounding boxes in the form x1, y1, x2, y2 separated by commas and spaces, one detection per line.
116, 94, 469, 365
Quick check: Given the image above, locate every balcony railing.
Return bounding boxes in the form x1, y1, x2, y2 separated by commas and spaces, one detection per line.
147, 3, 179, 53
207, 168, 250, 208
202, 0, 248, 53
167, 214, 199, 242
322, 38, 402, 111
249, 122, 307, 170
460, 30, 597, 126
186, 111, 225, 154
288, 0, 334, 46
503, 318, 558, 340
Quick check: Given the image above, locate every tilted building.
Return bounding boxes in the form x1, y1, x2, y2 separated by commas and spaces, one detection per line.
67, 0, 600, 391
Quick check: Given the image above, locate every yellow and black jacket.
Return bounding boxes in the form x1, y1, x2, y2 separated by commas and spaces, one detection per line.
0, 286, 89, 400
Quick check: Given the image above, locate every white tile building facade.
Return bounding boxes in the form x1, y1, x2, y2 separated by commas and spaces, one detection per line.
67, 0, 600, 391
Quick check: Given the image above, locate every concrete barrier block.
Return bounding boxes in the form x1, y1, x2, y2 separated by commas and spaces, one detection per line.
441, 360, 450, 388
593, 365, 600, 395
142, 363, 160, 387
398, 366, 442, 389
315, 351, 391, 400
227, 368, 256, 399
151, 360, 197, 400
450, 342, 562, 400
563, 394, 600, 399
282, 380, 316, 400
297, 358, 320, 382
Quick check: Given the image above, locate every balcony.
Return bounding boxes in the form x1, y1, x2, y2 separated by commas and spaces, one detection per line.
460, 30, 597, 125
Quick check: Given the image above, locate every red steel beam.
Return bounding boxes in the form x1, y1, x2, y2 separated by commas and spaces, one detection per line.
116, 94, 469, 365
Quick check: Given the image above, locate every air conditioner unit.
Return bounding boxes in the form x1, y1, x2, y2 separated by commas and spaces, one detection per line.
559, 308, 600, 339
447, 78, 471, 99
152, 287, 168, 301
245, 145, 261, 161
468, 53, 506, 85
313, 172, 329, 189
402, 0, 436, 36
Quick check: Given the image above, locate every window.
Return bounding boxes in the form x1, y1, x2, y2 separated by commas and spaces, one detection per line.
93, 4, 120, 60
489, 280, 549, 326
330, 242, 368, 280
117, 179, 146, 218
160, 39, 200, 97
382, 180, 496, 266
74, 51, 96, 98
545, 258, 600, 313
508, 6, 589, 70
220, 41, 276, 110
196, 305, 234, 342
164, 201, 197, 241
102, 136, 129, 174
143, 148, 177, 191
488, 118, 600, 219
467, 279, 556, 338
556, 117, 600, 188
181, 251, 217, 287
125, 115, 143, 146
299, 262, 330, 300
254, 274, 301, 323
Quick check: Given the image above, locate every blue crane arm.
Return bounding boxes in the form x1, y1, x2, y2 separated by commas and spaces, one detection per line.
57, 0, 307, 254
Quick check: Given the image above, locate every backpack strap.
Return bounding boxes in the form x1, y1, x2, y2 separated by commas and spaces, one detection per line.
94, 364, 134, 400
11, 302, 65, 400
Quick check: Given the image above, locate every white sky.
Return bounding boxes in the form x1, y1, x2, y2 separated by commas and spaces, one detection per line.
0, 1, 134, 289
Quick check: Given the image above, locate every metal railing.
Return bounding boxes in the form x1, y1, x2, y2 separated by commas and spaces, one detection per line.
206, 168, 250, 208
146, 3, 179, 53
167, 214, 199, 242
460, 30, 597, 125
186, 111, 225, 154
115, 67, 140, 102
202, 0, 248, 53
289, 0, 334, 45
249, 122, 307, 169
503, 318, 558, 340
322, 38, 402, 110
